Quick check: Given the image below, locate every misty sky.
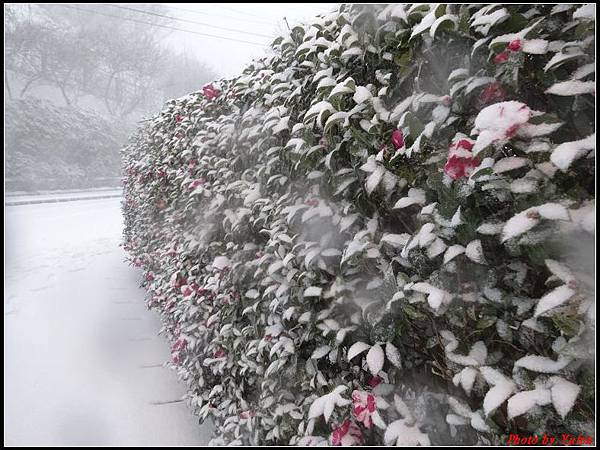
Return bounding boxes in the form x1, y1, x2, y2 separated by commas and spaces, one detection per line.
162, 3, 339, 78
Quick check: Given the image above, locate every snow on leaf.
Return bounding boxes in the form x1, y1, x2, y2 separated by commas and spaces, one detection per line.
544, 50, 586, 72
385, 342, 402, 369
501, 203, 569, 242
470, 341, 488, 365
446, 413, 469, 425
380, 233, 411, 248
473, 101, 531, 138
493, 157, 528, 174
304, 101, 335, 123
510, 178, 537, 194
430, 14, 458, 38
393, 188, 426, 209
479, 366, 516, 416
409, 282, 451, 311
304, 286, 322, 297
212, 256, 231, 270
550, 134, 595, 170
311, 345, 331, 360
522, 39, 549, 54
348, 341, 371, 360
470, 412, 491, 432
308, 386, 350, 422
537, 203, 570, 221
245, 289, 260, 299
465, 240, 486, 264
477, 222, 503, 235
366, 343, 384, 375
353, 86, 372, 104
453, 367, 479, 396
365, 166, 385, 196
410, 10, 436, 39
572, 4, 595, 20
514, 355, 572, 373
549, 376, 581, 419
546, 80, 595, 96
534, 285, 577, 317
483, 381, 516, 416
507, 389, 552, 420
571, 63, 595, 80
544, 259, 576, 285
384, 419, 431, 446
427, 237, 447, 259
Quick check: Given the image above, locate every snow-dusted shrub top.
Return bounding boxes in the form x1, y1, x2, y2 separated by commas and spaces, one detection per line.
122, 4, 595, 446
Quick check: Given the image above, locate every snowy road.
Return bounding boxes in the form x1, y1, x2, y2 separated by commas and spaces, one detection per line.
4, 197, 211, 445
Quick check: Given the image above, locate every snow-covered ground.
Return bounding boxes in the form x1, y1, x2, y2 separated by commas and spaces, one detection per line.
4, 197, 212, 445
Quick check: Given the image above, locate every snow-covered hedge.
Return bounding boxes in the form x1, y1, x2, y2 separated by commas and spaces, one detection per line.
122, 4, 595, 446
6, 98, 128, 191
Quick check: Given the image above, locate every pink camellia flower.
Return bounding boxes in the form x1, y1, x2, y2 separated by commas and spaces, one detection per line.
173, 275, 188, 289
213, 349, 226, 359
146, 271, 155, 282
481, 82, 506, 104
507, 39, 522, 52
172, 337, 187, 352
157, 169, 167, 178
175, 114, 183, 123
181, 285, 194, 297
203, 84, 220, 100
505, 123, 521, 138
196, 287, 210, 297
351, 390, 377, 428
444, 138, 480, 180
239, 410, 255, 419
264, 334, 273, 342
444, 154, 481, 180
367, 376, 383, 388
391, 129, 405, 150
156, 199, 166, 210
330, 420, 363, 446
454, 139, 474, 152
189, 178, 206, 190
255, 251, 264, 260
494, 50, 510, 64
171, 350, 183, 365
440, 95, 452, 107
133, 258, 142, 268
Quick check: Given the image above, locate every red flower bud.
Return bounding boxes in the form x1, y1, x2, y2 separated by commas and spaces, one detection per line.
391, 129, 405, 150
494, 50, 510, 64
507, 39, 522, 52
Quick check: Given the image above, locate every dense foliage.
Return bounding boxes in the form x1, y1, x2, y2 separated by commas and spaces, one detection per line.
6, 98, 128, 191
122, 4, 595, 446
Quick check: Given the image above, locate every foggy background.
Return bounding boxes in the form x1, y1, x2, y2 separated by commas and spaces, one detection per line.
4, 3, 337, 192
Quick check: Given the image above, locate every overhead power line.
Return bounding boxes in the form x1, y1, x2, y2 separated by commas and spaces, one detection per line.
108, 4, 275, 39
162, 4, 276, 27
56, 4, 270, 47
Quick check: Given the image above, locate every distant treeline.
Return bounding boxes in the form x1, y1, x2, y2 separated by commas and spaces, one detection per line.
5, 98, 129, 192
